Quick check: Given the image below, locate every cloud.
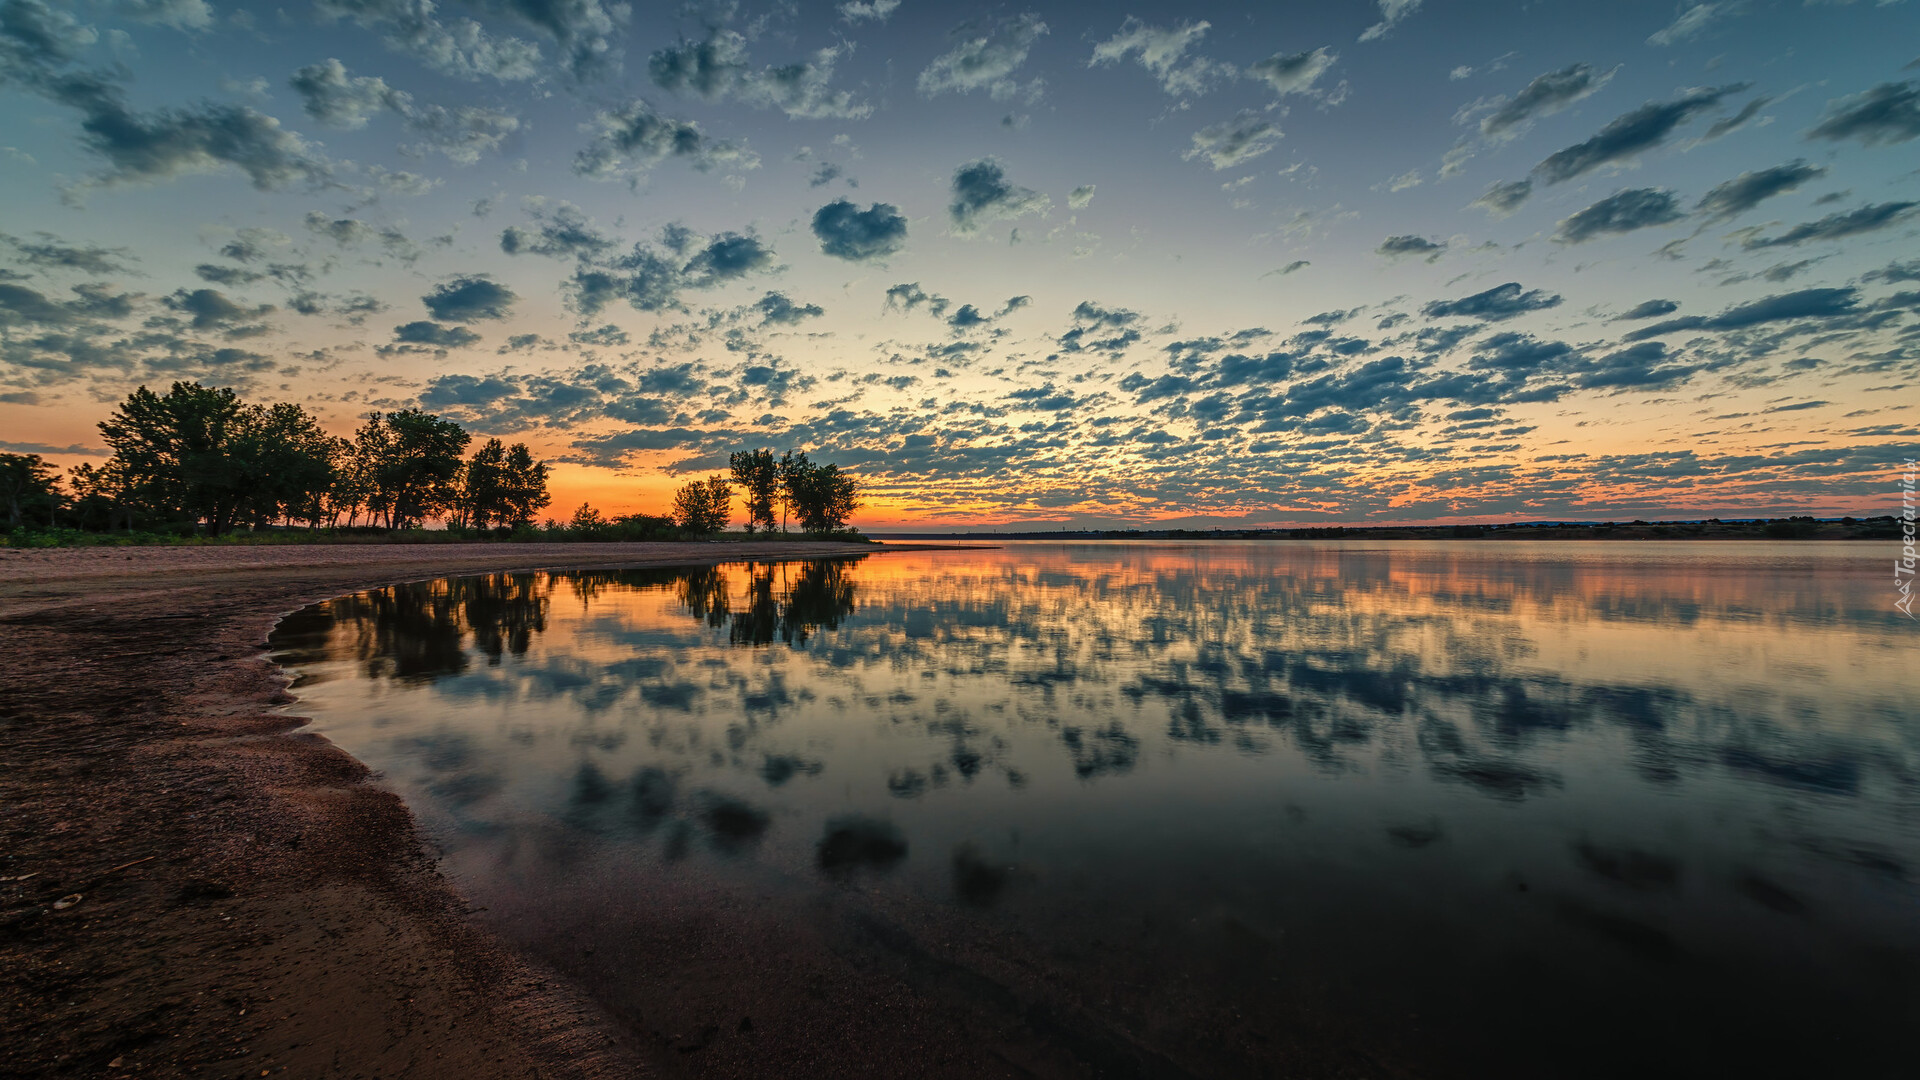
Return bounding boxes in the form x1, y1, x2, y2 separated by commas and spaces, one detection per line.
572, 99, 752, 182
947, 304, 988, 330
1277, 259, 1310, 275
1471, 179, 1533, 217
838, 0, 900, 23
752, 291, 824, 326
1614, 299, 1680, 320
1743, 201, 1919, 249
884, 282, 949, 317
1864, 259, 1920, 284
1, 16, 334, 195
1377, 235, 1447, 261
1806, 81, 1920, 147
1647, 3, 1734, 47
399, 102, 519, 164
422, 276, 515, 321
301, 213, 423, 262
313, 0, 542, 82
392, 319, 481, 347
949, 158, 1049, 233
1089, 18, 1231, 97
807, 161, 847, 188
1555, 188, 1685, 244
1702, 95, 1768, 141
499, 203, 614, 260
1422, 282, 1563, 321
1533, 84, 1748, 184
0, 282, 134, 328
1184, 109, 1281, 170
105, 0, 215, 31
918, 12, 1048, 99
1, 232, 135, 274
289, 57, 402, 128
215, 227, 290, 263
193, 263, 260, 286
1071, 301, 1138, 328
289, 58, 519, 163
1568, 340, 1695, 389
1478, 62, 1617, 137
649, 28, 871, 120
1621, 287, 1860, 340
1246, 47, 1337, 97
463, 0, 627, 81
1059, 301, 1142, 354
303, 212, 374, 246
163, 287, 272, 331
1694, 160, 1827, 223
683, 233, 776, 285
811, 199, 908, 261
572, 227, 776, 315
1068, 184, 1096, 208
1, 0, 96, 70
1358, 0, 1423, 43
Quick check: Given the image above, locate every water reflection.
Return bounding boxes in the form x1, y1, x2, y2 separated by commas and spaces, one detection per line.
271, 543, 1919, 1076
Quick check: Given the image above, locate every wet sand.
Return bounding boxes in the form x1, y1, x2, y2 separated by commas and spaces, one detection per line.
0, 542, 878, 1080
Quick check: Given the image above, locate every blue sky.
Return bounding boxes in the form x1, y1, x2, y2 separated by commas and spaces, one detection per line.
2, 0, 1917, 525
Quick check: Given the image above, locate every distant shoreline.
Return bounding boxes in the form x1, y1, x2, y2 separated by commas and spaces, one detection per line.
874, 516, 1902, 542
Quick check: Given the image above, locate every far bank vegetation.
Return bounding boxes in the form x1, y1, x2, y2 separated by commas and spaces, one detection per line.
3, 381, 864, 546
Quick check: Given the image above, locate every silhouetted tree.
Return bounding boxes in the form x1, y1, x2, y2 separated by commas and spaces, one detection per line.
671, 475, 731, 534
0, 452, 61, 529
353, 408, 470, 529
729, 448, 779, 533
780, 452, 861, 534
460, 439, 509, 529
234, 402, 339, 528
65, 461, 131, 531
98, 383, 337, 534
500, 442, 551, 526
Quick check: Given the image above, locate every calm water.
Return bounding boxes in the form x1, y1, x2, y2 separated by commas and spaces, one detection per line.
270, 542, 1919, 1077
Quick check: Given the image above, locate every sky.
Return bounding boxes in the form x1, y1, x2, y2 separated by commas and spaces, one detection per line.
1, 0, 1917, 529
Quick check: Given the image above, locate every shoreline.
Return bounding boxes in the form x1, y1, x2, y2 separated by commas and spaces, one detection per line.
0, 542, 883, 1080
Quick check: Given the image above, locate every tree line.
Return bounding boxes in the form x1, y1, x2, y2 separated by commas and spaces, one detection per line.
3, 380, 862, 539
566, 449, 862, 538
2, 381, 553, 535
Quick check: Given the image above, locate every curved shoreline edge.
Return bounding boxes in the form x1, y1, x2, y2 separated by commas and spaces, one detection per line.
0, 542, 886, 1080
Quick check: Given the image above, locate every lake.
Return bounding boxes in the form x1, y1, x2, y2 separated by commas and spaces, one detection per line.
268, 542, 1919, 1078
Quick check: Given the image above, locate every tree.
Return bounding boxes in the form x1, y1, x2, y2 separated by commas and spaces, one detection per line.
570, 503, 606, 530
671, 474, 731, 534
95, 383, 340, 533
461, 439, 509, 530
462, 440, 552, 530
354, 409, 470, 529
66, 461, 131, 532
781, 453, 861, 534
328, 446, 376, 527
729, 449, 779, 534
777, 450, 807, 532
0, 453, 62, 529
99, 382, 249, 533
500, 442, 551, 527
232, 402, 338, 528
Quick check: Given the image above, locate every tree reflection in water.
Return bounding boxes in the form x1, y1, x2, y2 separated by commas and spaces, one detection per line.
280, 557, 867, 682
